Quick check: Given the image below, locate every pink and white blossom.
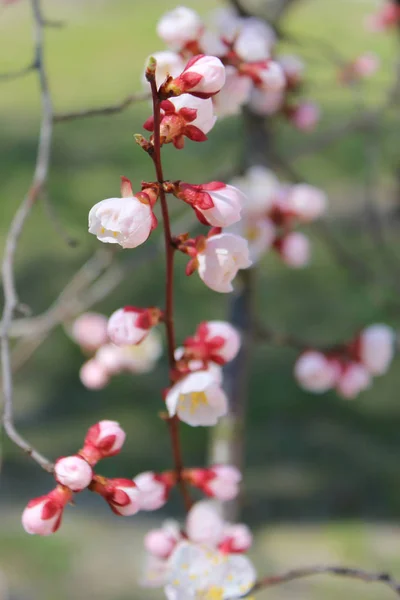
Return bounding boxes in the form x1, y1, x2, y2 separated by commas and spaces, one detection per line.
213, 67, 253, 118
290, 102, 320, 131
220, 523, 253, 554
156, 6, 203, 50
134, 471, 171, 511
197, 233, 252, 293
71, 312, 108, 352
257, 60, 286, 91
185, 500, 225, 546
248, 87, 284, 116
336, 363, 372, 399
144, 525, 180, 559
231, 166, 281, 216
295, 351, 340, 393
174, 347, 223, 384
92, 477, 140, 516
286, 184, 327, 222
359, 324, 394, 376
352, 53, 380, 78
117, 330, 163, 373
166, 370, 228, 427
229, 217, 276, 263
54, 455, 93, 492
79, 359, 110, 390
169, 55, 226, 98
144, 95, 216, 149
88, 193, 157, 249
185, 321, 241, 365
188, 465, 241, 501
279, 232, 311, 268
81, 420, 126, 465
107, 306, 161, 347
234, 18, 276, 62
178, 181, 245, 227
22, 486, 72, 536
94, 344, 125, 375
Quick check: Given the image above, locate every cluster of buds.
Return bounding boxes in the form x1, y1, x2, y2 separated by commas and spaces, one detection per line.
70, 309, 163, 389
294, 324, 395, 399
21, 411, 243, 535
229, 165, 327, 267
22, 420, 139, 535
338, 52, 380, 86
365, 1, 400, 32
165, 320, 241, 426
141, 500, 254, 593
153, 5, 292, 120
249, 53, 319, 131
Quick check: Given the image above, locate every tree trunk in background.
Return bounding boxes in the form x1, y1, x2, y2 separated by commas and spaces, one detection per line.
208, 108, 273, 521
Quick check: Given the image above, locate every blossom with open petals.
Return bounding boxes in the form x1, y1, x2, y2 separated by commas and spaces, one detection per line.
157, 7, 203, 50
197, 233, 252, 293
166, 371, 228, 427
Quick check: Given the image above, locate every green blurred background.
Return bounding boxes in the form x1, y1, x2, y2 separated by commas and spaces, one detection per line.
1, 0, 400, 598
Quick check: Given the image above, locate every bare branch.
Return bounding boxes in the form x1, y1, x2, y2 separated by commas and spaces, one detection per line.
0, 0, 54, 473
252, 565, 400, 596
54, 91, 149, 123
0, 63, 35, 82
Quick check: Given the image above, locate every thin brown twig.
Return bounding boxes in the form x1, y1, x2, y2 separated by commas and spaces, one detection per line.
0, 0, 54, 473
0, 63, 35, 82
251, 565, 400, 596
54, 91, 150, 123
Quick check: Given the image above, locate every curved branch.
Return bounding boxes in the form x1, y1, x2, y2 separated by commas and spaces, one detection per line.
54, 91, 149, 123
252, 565, 400, 596
0, 0, 54, 473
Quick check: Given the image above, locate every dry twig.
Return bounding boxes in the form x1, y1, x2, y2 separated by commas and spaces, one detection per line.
0, 0, 54, 472
252, 565, 400, 597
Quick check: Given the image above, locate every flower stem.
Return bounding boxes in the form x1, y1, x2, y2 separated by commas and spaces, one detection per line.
149, 77, 193, 512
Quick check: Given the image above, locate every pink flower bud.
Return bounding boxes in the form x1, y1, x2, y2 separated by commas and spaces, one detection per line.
294, 351, 339, 393
286, 184, 327, 222
365, 2, 400, 32
178, 182, 245, 227
144, 528, 178, 559
279, 232, 310, 268
290, 102, 320, 131
352, 53, 380, 78
95, 344, 124, 375
156, 6, 203, 50
71, 312, 108, 352
22, 486, 72, 536
359, 324, 394, 376
79, 359, 110, 390
134, 471, 172, 511
54, 455, 93, 492
144, 95, 216, 149
186, 500, 225, 546
107, 306, 161, 347
88, 191, 157, 249
168, 55, 226, 99
196, 233, 252, 293
185, 321, 241, 365
219, 523, 253, 553
81, 420, 126, 465
187, 465, 241, 501
336, 363, 371, 399
92, 477, 140, 516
